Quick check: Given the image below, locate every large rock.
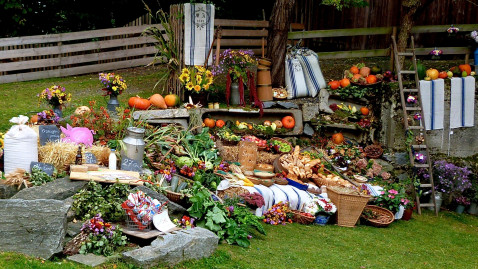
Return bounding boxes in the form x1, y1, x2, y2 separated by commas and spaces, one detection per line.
133, 186, 187, 218
12, 177, 87, 200
0, 199, 71, 259
122, 227, 218, 268
67, 253, 107, 267
0, 183, 19, 199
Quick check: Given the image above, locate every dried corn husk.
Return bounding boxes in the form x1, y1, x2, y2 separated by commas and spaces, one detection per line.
4, 168, 31, 189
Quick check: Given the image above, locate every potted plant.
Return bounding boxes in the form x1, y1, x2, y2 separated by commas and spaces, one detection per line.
38, 85, 71, 118
467, 179, 478, 215
178, 66, 214, 106
303, 197, 337, 226
455, 196, 470, 214
433, 160, 472, 207
213, 49, 257, 106
99, 72, 127, 113
373, 187, 408, 216
401, 197, 415, 221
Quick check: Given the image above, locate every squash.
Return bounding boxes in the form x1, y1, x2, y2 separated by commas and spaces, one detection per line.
30, 115, 39, 123
164, 94, 180, 107
203, 118, 216, 128
360, 107, 369, 116
128, 96, 151, 110
350, 66, 359, 74
176, 182, 188, 192
438, 71, 448, 79
415, 61, 426, 80
459, 64, 472, 76
366, 75, 377, 84
150, 94, 167, 109
426, 69, 439, 80
216, 119, 225, 128
359, 67, 371, 77
340, 78, 350, 88
281, 116, 295, 129
332, 133, 344, 145
328, 80, 340, 90
170, 176, 180, 192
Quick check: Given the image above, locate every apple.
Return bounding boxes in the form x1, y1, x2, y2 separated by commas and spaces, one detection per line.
263, 120, 272, 126
273, 120, 283, 128
447, 71, 453, 78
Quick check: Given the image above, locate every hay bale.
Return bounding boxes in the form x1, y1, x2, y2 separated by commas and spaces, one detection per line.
39, 142, 110, 171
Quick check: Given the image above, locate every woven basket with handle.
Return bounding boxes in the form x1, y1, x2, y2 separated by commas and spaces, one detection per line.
327, 187, 371, 227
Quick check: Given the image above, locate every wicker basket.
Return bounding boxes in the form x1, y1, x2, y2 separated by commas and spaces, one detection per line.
248, 177, 274, 187
361, 205, 395, 228
327, 187, 371, 227
291, 210, 315, 225
165, 190, 184, 204
270, 137, 293, 154
364, 144, 383, 159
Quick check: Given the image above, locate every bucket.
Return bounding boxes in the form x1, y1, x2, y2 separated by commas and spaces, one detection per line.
257, 84, 273, 101
257, 65, 271, 85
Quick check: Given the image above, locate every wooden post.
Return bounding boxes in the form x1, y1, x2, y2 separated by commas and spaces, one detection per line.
170, 4, 184, 100
390, 26, 397, 72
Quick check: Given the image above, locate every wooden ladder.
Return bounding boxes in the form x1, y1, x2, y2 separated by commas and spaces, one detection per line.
391, 36, 438, 216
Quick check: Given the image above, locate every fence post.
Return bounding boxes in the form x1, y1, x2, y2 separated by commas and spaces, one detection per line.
390, 26, 397, 71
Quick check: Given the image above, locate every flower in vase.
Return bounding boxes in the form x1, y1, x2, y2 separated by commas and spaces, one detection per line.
429, 49, 443, 56
407, 95, 417, 104
413, 113, 422, 120
446, 25, 459, 34
415, 153, 426, 163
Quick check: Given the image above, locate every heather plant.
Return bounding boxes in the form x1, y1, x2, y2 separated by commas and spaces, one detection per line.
433, 160, 472, 203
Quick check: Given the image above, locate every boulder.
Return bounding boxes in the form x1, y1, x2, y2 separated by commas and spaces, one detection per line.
0, 199, 70, 259
12, 177, 87, 200
122, 227, 218, 268
67, 253, 107, 267
132, 186, 187, 218
0, 183, 19, 199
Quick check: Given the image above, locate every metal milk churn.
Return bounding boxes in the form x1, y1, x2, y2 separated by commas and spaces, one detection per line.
121, 127, 145, 164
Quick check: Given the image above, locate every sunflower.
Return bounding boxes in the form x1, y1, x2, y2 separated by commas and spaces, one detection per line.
179, 73, 190, 83
181, 68, 190, 75
194, 85, 201, 92
205, 70, 213, 78
185, 82, 194, 91
195, 74, 202, 84
196, 66, 206, 73
204, 84, 210, 90
0, 138, 4, 149
207, 77, 214, 85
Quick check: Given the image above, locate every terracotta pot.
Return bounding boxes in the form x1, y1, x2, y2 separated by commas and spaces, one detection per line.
402, 208, 413, 221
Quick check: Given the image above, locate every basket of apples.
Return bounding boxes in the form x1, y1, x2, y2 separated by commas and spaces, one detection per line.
345, 63, 384, 87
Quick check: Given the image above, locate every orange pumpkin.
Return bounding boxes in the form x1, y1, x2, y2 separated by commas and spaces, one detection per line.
203, 118, 216, 128
438, 71, 448, 79
360, 67, 371, 77
328, 80, 340, 90
366, 75, 377, 84
350, 66, 359, 74
360, 107, 369, 116
459, 64, 472, 76
216, 119, 225, 128
340, 78, 351, 88
150, 94, 167, 109
164, 94, 180, 107
426, 68, 439, 80
129, 96, 151, 110
282, 116, 295, 129
332, 133, 344, 145
30, 114, 39, 123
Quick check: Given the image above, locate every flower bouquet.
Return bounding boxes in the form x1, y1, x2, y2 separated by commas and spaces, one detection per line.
78, 214, 127, 256
99, 72, 127, 96
38, 85, 71, 107
374, 188, 407, 213
178, 66, 214, 106
36, 109, 60, 124
263, 201, 293, 225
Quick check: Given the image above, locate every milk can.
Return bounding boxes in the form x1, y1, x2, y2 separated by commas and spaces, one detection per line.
121, 127, 145, 164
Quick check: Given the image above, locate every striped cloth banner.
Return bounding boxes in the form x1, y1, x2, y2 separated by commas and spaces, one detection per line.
419, 79, 445, 130
184, 3, 214, 66
450, 76, 475, 128
296, 49, 326, 97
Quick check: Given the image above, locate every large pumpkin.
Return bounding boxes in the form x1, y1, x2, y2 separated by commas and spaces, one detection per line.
365, 75, 377, 84
332, 133, 344, 145
150, 94, 167, 109
164, 94, 180, 107
340, 78, 350, 88
459, 64, 472, 76
203, 118, 216, 128
128, 96, 151, 110
426, 69, 439, 80
328, 80, 340, 90
281, 116, 295, 129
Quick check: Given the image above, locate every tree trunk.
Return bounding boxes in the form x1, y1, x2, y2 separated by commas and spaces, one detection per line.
397, 0, 421, 67
266, 0, 296, 87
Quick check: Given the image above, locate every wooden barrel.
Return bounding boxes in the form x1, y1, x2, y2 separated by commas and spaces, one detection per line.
257, 65, 271, 85
258, 58, 272, 67
257, 84, 273, 101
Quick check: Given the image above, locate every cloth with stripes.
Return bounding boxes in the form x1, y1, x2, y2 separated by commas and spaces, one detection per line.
183, 3, 214, 66
450, 76, 475, 128
285, 48, 326, 99
419, 79, 445, 130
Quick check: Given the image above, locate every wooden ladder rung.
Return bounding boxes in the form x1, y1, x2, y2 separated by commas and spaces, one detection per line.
398, 52, 414, 56
413, 163, 430, 168
419, 203, 435, 207
400, 70, 416, 75
408, 126, 424, 130
420, 184, 432, 188
405, 107, 422, 111
403, 88, 419, 93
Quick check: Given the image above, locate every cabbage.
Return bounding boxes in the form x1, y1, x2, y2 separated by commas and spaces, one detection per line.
175, 156, 193, 168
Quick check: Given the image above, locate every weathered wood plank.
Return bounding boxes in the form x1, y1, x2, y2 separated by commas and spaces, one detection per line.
410, 47, 473, 55
221, 29, 268, 37
288, 27, 393, 39
0, 36, 157, 59
0, 25, 162, 47
214, 39, 266, 46
316, 49, 390, 59
215, 19, 269, 28
0, 57, 155, 83
411, 24, 478, 34
0, 46, 157, 72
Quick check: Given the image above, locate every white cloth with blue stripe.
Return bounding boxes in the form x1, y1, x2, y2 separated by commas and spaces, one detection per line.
419, 79, 445, 130
183, 3, 215, 66
450, 77, 475, 128
285, 55, 309, 99
296, 49, 326, 97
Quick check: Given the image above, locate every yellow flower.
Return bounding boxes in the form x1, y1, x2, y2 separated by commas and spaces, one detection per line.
0, 138, 4, 149
181, 68, 190, 75
186, 82, 194, 90
204, 84, 210, 90
195, 74, 202, 83
112, 86, 118, 91
207, 77, 213, 85
195, 66, 206, 73
179, 74, 189, 83
194, 85, 201, 92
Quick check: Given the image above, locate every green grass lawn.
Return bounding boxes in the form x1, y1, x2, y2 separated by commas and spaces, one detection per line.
0, 211, 477, 268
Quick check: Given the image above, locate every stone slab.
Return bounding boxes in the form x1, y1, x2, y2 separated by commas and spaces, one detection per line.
0, 199, 70, 259
133, 109, 190, 120
122, 227, 218, 268
0, 183, 19, 199
147, 119, 188, 129
302, 103, 319, 122
12, 177, 87, 200
67, 253, 107, 267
